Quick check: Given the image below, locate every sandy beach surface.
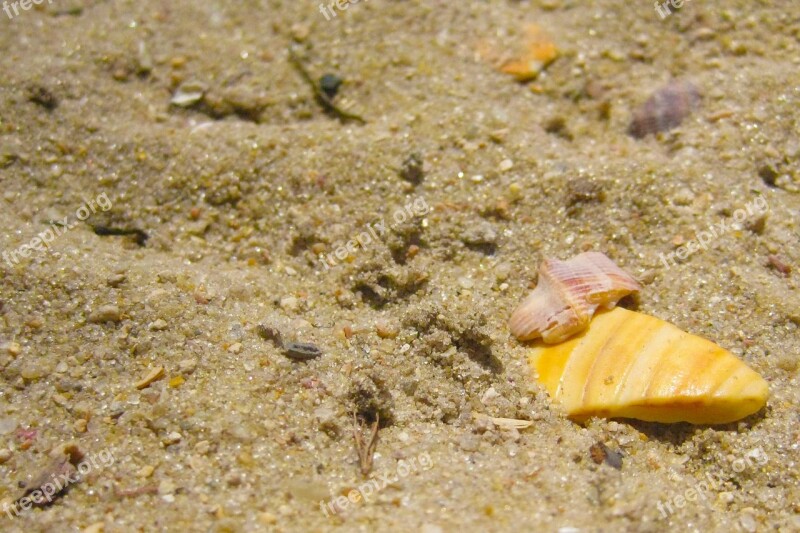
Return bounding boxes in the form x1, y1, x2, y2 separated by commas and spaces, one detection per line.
1, 0, 799, 531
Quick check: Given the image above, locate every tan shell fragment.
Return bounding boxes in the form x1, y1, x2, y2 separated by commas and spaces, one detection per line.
509, 252, 641, 343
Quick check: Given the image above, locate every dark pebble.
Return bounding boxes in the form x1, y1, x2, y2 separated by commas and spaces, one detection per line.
283, 342, 322, 361
319, 74, 343, 99
27, 85, 58, 110
399, 153, 424, 184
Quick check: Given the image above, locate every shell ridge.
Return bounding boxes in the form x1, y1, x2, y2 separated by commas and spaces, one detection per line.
579, 314, 629, 408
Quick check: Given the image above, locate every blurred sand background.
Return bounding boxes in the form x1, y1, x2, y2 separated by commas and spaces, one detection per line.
1, 0, 799, 531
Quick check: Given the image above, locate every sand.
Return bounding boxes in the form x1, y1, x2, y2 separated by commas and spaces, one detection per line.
1, 0, 799, 531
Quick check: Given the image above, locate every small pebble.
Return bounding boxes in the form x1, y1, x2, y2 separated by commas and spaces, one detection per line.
149, 319, 168, 331
158, 479, 177, 496
195, 440, 211, 454
83, 523, 105, 533
494, 262, 512, 282
258, 512, 278, 526
462, 222, 498, 247
3, 342, 21, 357
499, 159, 514, 172
0, 449, 12, 464
290, 22, 310, 42
767, 255, 791, 276
481, 386, 500, 404
88, 304, 122, 324
375, 319, 400, 339
739, 511, 758, 533
107, 273, 127, 287
27, 84, 58, 110
179, 358, 198, 374
399, 153, 425, 184
280, 296, 300, 312
319, 74, 343, 99
162, 432, 182, 446
137, 465, 155, 478
589, 442, 623, 469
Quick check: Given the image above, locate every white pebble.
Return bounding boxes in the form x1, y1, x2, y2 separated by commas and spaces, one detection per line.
499, 159, 514, 171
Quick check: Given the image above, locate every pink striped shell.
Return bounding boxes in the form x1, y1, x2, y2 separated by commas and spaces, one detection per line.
509, 252, 641, 344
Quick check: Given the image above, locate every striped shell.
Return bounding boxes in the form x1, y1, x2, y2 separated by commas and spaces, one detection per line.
628, 80, 701, 138
509, 252, 641, 344
529, 307, 769, 424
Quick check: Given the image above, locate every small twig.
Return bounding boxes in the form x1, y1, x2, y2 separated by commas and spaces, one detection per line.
114, 484, 159, 498
288, 47, 366, 124
353, 412, 380, 476
91, 225, 148, 246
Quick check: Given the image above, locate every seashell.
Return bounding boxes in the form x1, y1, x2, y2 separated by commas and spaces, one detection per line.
529, 307, 769, 424
478, 24, 558, 82
509, 252, 641, 344
171, 80, 207, 108
628, 80, 701, 138
499, 24, 559, 82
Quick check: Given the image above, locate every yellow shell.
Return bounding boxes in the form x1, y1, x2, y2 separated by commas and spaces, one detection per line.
529, 307, 769, 424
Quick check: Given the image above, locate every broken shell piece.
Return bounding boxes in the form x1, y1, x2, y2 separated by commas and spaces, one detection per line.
478, 24, 558, 82
509, 252, 641, 343
473, 413, 534, 430
171, 81, 207, 108
135, 366, 165, 390
529, 307, 769, 424
500, 24, 558, 82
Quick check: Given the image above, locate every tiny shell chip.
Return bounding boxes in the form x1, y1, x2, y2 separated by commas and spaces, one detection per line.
628, 80, 701, 138
171, 81, 207, 108
478, 24, 558, 82
509, 252, 641, 344
499, 25, 558, 82
529, 307, 769, 424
